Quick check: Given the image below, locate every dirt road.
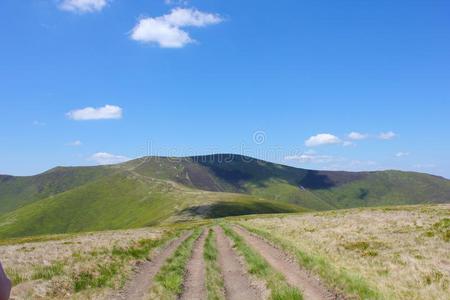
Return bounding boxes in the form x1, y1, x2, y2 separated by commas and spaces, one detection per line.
179, 229, 208, 300
114, 231, 191, 300
214, 226, 264, 300
233, 225, 338, 300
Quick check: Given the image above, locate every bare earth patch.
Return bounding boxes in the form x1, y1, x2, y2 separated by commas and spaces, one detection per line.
214, 226, 265, 300
179, 229, 207, 300
115, 231, 191, 300
233, 225, 337, 300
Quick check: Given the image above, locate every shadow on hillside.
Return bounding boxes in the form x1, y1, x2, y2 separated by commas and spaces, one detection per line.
298, 171, 336, 189
180, 201, 299, 219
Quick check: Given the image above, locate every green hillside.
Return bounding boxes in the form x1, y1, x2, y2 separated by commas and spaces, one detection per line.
0, 169, 304, 238
0, 166, 112, 214
124, 155, 450, 209
0, 154, 449, 238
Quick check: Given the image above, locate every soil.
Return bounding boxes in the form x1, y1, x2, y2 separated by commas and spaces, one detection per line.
114, 231, 191, 300
213, 226, 264, 300
233, 225, 339, 300
179, 229, 208, 300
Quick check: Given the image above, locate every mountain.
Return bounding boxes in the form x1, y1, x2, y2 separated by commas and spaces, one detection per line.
1, 154, 449, 239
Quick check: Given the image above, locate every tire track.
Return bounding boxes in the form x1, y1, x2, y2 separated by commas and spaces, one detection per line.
179, 228, 208, 300
233, 225, 338, 300
233, 226, 342, 300
214, 226, 264, 300
114, 231, 191, 300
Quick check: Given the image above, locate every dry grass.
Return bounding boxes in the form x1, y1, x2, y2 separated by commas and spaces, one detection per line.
238, 204, 450, 300
1, 227, 164, 299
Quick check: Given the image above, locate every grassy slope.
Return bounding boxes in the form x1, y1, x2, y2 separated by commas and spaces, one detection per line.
125, 156, 450, 210
1, 155, 450, 238
314, 171, 450, 208
236, 205, 450, 300
0, 171, 304, 239
244, 179, 335, 210
0, 166, 112, 215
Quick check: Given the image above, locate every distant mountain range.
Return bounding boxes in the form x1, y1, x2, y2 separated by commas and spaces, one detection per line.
1, 154, 449, 238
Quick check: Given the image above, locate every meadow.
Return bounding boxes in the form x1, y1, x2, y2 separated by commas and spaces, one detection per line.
238, 204, 450, 299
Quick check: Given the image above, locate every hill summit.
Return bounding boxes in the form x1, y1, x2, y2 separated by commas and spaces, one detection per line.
1, 154, 449, 238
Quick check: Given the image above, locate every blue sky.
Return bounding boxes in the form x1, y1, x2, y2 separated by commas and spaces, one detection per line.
1, 0, 449, 177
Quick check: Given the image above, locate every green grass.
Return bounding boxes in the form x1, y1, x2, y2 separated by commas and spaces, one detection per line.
238, 223, 382, 299
314, 171, 450, 209
5, 268, 25, 286
428, 218, 450, 242
0, 173, 180, 238
32, 261, 64, 280
111, 238, 171, 259
2, 154, 450, 239
72, 228, 181, 292
245, 179, 335, 211
221, 224, 303, 300
0, 165, 112, 215
151, 228, 202, 299
0, 171, 306, 239
5, 227, 182, 297
73, 261, 121, 292
204, 228, 225, 300
342, 241, 385, 257
0, 232, 76, 246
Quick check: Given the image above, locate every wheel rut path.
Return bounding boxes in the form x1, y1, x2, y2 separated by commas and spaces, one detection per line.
233, 225, 340, 300
179, 229, 208, 300
114, 231, 191, 300
214, 226, 264, 300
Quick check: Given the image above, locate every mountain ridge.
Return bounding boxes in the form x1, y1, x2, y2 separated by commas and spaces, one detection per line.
1, 154, 449, 238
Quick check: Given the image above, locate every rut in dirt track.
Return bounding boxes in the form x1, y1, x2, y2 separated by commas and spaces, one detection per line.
114, 231, 191, 300
233, 225, 339, 300
179, 229, 208, 300
214, 226, 264, 300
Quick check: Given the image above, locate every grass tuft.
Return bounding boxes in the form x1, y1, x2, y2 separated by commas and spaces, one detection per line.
112, 238, 167, 259
73, 261, 120, 292
5, 268, 25, 286
72, 231, 179, 292
151, 229, 202, 299
204, 228, 225, 300
32, 261, 64, 280
431, 218, 450, 242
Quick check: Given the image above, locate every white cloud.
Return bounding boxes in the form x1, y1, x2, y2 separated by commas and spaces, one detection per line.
162, 7, 222, 27
67, 140, 82, 146
59, 0, 109, 13
305, 133, 341, 147
348, 132, 368, 140
130, 8, 223, 48
89, 152, 130, 165
395, 152, 409, 158
285, 154, 337, 164
131, 18, 192, 48
379, 131, 396, 140
66, 105, 122, 121
343, 141, 354, 147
